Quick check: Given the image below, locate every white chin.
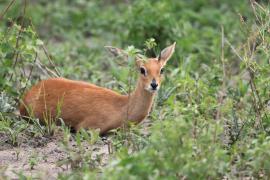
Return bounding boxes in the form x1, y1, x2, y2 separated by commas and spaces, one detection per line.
145, 88, 159, 93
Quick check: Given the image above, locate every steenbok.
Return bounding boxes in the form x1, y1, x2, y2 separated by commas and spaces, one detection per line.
20, 42, 176, 134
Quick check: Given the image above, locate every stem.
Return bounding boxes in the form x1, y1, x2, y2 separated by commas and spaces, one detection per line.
6, 0, 27, 81
214, 26, 227, 143
0, 0, 16, 22
42, 45, 61, 77
215, 26, 226, 121
20, 52, 38, 95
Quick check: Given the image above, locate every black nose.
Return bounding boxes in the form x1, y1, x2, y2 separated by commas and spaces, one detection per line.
151, 79, 158, 90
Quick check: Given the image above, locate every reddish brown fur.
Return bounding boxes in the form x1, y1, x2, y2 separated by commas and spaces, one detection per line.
20, 43, 175, 134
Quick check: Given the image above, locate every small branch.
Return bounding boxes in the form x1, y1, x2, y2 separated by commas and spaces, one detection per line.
36, 58, 59, 77
249, 68, 268, 130
42, 45, 61, 77
20, 52, 38, 95
249, 73, 263, 128
0, 0, 16, 22
250, 0, 262, 26
214, 26, 227, 144
28, 17, 61, 77
225, 39, 243, 61
225, 36, 268, 132
7, 0, 27, 81
215, 26, 227, 121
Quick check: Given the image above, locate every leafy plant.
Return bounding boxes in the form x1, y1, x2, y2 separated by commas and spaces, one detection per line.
58, 128, 101, 170
0, 114, 28, 146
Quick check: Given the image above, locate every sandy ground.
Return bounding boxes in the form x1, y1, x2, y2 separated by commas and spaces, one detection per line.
0, 117, 151, 179
0, 131, 110, 179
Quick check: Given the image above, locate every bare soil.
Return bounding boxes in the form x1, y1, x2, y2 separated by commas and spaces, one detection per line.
0, 118, 151, 179
0, 131, 110, 179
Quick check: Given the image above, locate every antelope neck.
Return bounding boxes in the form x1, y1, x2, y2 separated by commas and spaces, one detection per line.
124, 79, 155, 123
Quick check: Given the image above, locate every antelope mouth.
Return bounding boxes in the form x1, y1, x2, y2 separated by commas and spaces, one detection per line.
145, 87, 159, 93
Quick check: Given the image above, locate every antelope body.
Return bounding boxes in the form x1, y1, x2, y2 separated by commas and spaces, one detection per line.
20, 43, 176, 134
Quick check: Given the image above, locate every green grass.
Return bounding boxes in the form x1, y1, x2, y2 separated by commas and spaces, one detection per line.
1, 0, 270, 179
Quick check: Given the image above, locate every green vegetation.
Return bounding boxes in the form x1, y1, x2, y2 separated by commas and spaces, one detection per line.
1, 0, 270, 179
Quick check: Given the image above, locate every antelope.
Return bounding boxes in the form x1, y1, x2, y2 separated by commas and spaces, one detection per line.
19, 42, 176, 134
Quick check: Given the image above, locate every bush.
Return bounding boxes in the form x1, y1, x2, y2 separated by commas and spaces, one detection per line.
103, 118, 229, 179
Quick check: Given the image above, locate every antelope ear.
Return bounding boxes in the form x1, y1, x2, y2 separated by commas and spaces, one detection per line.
105, 46, 128, 59
158, 42, 176, 65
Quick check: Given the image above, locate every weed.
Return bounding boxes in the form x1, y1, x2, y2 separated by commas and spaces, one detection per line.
58, 128, 101, 170
0, 114, 28, 146
28, 153, 38, 170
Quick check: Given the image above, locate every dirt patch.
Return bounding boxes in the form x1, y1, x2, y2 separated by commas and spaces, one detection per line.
0, 119, 152, 179
0, 131, 110, 179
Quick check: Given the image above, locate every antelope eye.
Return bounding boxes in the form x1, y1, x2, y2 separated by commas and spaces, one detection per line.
140, 67, 146, 76
160, 68, 164, 74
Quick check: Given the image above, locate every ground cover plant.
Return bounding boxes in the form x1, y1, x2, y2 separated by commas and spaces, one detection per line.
0, 0, 270, 179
